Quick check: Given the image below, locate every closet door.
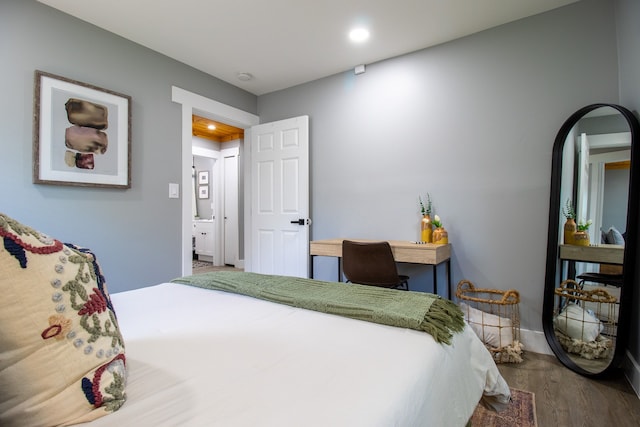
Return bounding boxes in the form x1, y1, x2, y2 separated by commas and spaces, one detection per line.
224, 154, 238, 266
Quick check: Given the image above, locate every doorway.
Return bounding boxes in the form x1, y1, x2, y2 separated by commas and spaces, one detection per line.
172, 86, 259, 277
192, 143, 241, 267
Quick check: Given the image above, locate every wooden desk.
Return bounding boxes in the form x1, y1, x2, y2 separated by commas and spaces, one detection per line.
559, 244, 624, 264
310, 239, 452, 298
558, 244, 624, 280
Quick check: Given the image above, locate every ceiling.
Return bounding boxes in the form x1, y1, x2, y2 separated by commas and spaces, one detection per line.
192, 115, 244, 142
38, 0, 579, 96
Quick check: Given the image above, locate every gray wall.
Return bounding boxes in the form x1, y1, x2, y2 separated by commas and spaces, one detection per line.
602, 168, 630, 234
257, 0, 620, 336
193, 155, 215, 220
615, 0, 640, 382
0, 0, 256, 292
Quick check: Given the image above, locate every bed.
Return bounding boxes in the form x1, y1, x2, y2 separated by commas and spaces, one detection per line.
0, 212, 510, 427
82, 274, 510, 427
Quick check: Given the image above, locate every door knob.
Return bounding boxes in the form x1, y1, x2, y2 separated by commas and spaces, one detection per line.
290, 218, 311, 225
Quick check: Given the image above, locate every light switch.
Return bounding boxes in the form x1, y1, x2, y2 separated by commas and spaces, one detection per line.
169, 183, 179, 198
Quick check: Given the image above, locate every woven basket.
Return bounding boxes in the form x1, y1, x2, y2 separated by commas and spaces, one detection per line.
553, 279, 617, 359
456, 280, 522, 363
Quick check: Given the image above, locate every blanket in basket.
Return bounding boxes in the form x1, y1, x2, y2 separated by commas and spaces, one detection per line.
172, 271, 464, 344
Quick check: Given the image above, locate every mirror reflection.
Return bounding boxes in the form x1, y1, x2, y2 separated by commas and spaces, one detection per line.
551, 106, 631, 374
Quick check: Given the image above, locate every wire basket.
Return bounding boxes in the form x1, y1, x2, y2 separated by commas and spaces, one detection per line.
456, 280, 523, 363
553, 279, 617, 359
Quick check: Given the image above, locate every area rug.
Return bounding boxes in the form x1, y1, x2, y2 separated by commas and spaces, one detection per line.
192, 260, 213, 268
471, 389, 537, 427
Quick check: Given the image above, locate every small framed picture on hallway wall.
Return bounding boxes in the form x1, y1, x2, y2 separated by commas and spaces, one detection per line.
198, 170, 209, 185
198, 185, 209, 199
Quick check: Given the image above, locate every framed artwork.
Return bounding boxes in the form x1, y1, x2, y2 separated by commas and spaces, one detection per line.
33, 70, 132, 188
198, 170, 209, 185
198, 185, 209, 199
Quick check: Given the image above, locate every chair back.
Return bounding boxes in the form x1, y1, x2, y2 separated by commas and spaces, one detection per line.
342, 240, 401, 288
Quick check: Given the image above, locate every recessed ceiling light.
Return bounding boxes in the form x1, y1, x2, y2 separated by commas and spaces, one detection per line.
207, 124, 216, 130
237, 72, 253, 81
349, 27, 370, 43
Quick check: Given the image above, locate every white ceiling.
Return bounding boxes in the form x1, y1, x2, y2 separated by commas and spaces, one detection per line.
38, 0, 579, 96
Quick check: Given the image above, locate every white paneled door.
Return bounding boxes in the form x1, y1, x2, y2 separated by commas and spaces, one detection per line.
250, 116, 309, 277
224, 152, 238, 265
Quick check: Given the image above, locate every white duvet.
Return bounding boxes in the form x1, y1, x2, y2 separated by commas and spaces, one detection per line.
79, 283, 510, 427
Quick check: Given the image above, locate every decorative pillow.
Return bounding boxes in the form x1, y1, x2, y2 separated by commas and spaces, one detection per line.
0, 213, 126, 426
459, 302, 513, 349
553, 302, 603, 342
605, 226, 625, 245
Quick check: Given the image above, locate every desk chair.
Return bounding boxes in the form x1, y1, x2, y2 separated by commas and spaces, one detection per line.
342, 240, 409, 290
577, 263, 623, 288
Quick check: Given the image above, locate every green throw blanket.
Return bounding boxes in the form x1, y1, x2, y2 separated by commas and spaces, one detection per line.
171, 271, 464, 345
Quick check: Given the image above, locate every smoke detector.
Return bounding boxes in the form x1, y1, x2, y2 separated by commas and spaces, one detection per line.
237, 72, 253, 81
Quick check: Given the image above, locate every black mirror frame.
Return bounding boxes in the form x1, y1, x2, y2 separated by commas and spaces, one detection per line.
543, 103, 640, 378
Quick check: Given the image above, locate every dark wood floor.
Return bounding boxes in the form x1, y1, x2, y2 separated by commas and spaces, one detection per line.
497, 352, 640, 427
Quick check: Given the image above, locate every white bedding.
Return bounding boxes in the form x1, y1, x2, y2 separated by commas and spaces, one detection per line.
79, 282, 510, 427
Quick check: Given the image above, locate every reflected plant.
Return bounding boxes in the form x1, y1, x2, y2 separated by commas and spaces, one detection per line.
562, 199, 576, 220
577, 219, 592, 231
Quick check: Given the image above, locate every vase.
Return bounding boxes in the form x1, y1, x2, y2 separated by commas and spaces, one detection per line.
433, 227, 448, 244
564, 218, 576, 245
420, 215, 433, 243
573, 230, 590, 246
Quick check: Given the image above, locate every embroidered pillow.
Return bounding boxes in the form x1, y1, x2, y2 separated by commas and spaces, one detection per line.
0, 213, 126, 426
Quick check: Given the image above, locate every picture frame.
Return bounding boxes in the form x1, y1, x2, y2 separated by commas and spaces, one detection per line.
33, 70, 132, 188
198, 170, 209, 185
198, 185, 209, 199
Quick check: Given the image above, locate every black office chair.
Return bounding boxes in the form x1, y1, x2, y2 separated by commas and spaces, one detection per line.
341, 240, 409, 290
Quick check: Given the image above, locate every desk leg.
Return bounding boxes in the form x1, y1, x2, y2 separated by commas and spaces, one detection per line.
432, 266, 437, 296
309, 256, 343, 281
310, 255, 315, 279
446, 259, 451, 300
432, 260, 452, 299
568, 261, 576, 280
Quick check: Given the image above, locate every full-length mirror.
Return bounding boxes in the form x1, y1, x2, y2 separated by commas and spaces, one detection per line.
544, 104, 640, 378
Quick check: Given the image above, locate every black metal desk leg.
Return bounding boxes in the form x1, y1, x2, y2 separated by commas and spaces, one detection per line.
433, 266, 438, 296
446, 259, 451, 300
310, 255, 314, 279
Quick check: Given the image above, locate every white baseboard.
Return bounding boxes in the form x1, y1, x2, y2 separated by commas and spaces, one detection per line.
520, 328, 553, 355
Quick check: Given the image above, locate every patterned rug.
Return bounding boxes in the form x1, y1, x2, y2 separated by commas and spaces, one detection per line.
471, 389, 537, 427
192, 260, 213, 268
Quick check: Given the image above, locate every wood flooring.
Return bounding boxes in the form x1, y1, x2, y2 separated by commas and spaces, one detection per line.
497, 352, 640, 427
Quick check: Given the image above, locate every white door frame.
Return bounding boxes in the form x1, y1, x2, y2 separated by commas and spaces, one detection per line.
172, 86, 259, 276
